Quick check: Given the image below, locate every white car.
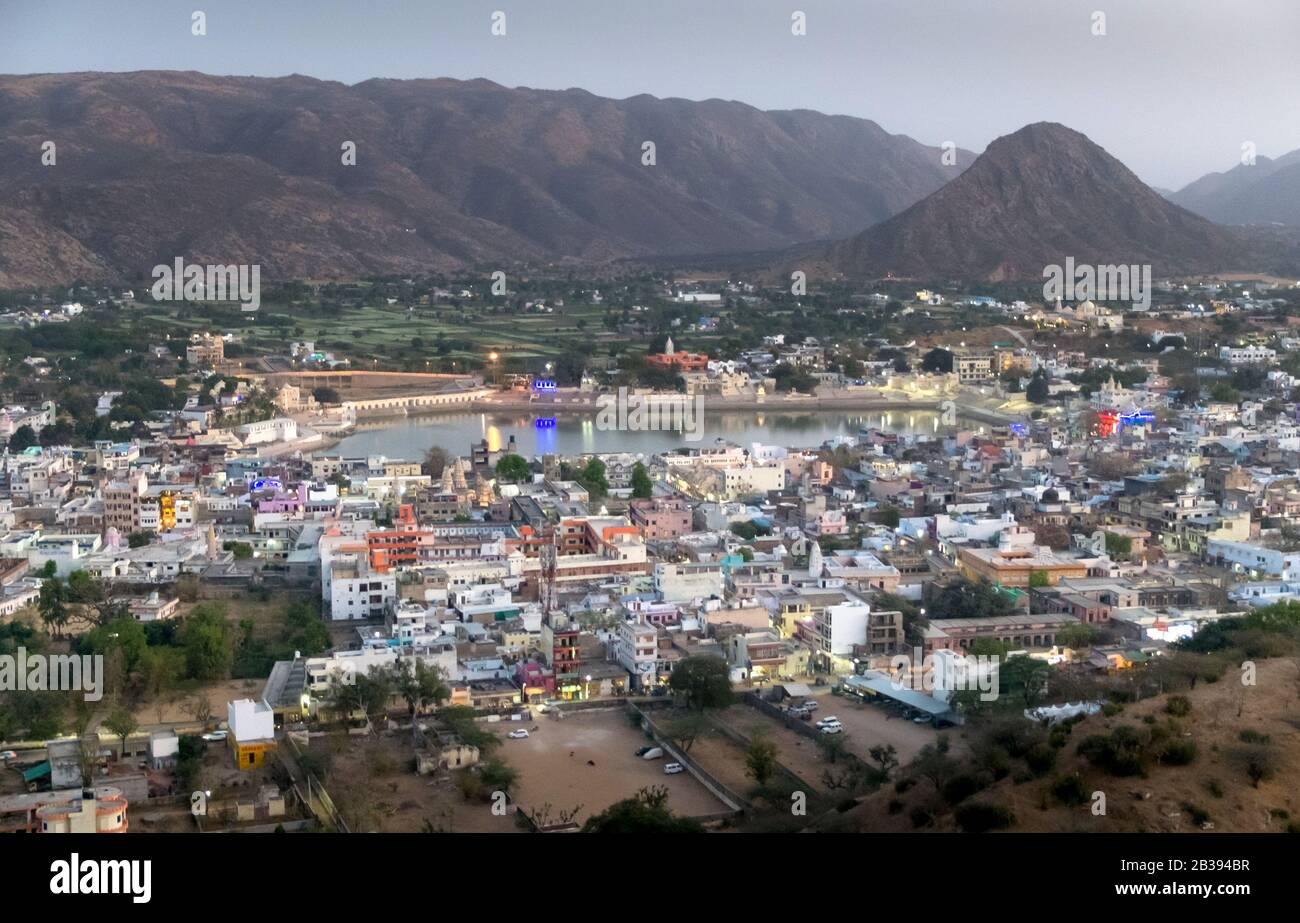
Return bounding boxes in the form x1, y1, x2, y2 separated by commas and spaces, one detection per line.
815, 716, 841, 728
507, 729, 530, 739
819, 724, 843, 735
200, 731, 227, 742
0, 750, 17, 762
663, 762, 685, 775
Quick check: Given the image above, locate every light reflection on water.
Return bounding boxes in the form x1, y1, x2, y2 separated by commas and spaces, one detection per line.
321, 410, 949, 459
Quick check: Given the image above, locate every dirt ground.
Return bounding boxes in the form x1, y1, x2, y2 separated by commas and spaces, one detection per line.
804, 692, 949, 764
710, 705, 837, 791
315, 731, 518, 833
129, 678, 266, 726
503, 709, 730, 823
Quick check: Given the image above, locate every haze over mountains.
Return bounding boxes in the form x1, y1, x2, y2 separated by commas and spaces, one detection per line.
1169, 149, 1300, 227
0, 71, 971, 287
0, 71, 1292, 288
821, 123, 1252, 281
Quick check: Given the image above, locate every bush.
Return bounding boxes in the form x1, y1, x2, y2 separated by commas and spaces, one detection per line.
887, 799, 904, 815
909, 806, 934, 829
1238, 729, 1271, 745
954, 801, 1016, 833
1025, 743, 1057, 776
1077, 727, 1148, 777
1051, 773, 1089, 806
1182, 803, 1211, 826
1158, 739, 1198, 767
1164, 695, 1192, 717
941, 772, 990, 806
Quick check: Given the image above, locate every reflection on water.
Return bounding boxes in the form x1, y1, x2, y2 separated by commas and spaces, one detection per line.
320, 410, 948, 459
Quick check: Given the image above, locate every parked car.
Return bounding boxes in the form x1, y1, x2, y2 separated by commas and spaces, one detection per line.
0, 750, 17, 762
815, 716, 841, 729
200, 731, 227, 742
663, 762, 685, 775
819, 725, 843, 735
912, 716, 931, 725
507, 729, 530, 739
641, 747, 664, 760
634, 745, 656, 756
801, 700, 818, 711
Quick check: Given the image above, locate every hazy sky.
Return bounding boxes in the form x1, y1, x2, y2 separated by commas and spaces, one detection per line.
4, 0, 1299, 189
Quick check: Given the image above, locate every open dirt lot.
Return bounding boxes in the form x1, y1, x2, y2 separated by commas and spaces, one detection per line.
314, 731, 517, 833
710, 705, 836, 791
503, 709, 729, 822
804, 692, 949, 764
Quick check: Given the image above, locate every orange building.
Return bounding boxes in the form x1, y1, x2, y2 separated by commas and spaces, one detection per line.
645, 336, 708, 371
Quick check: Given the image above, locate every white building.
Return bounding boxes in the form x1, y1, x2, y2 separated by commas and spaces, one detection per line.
328, 557, 397, 620
1207, 539, 1300, 580
1219, 345, 1276, 365
813, 597, 871, 658
654, 561, 724, 603
614, 618, 659, 690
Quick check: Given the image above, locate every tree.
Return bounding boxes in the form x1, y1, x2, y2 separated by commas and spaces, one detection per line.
868, 744, 900, 783
1001, 656, 1051, 707
1028, 569, 1050, 588
38, 577, 70, 638
744, 736, 779, 786
928, 578, 1014, 620
6, 424, 38, 452
495, 453, 531, 483
668, 656, 733, 711
181, 604, 233, 680
661, 711, 709, 753
104, 706, 139, 759
921, 348, 953, 374
422, 446, 450, 478
912, 743, 960, 791
630, 462, 653, 499
1055, 621, 1099, 651
391, 658, 450, 741
479, 758, 519, 794
1104, 532, 1133, 556
311, 387, 340, 404
581, 786, 704, 833
1026, 369, 1050, 404
577, 457, 609, 499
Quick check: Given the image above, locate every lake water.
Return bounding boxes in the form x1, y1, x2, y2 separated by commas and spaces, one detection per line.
318, 409, 972, 460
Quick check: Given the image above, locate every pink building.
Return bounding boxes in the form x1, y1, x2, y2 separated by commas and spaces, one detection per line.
629, 497, 693, 540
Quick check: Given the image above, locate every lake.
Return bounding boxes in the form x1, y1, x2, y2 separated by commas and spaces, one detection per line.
317, 409, 980, 460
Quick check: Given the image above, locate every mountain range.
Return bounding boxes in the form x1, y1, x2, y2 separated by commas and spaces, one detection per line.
0, 71, 1292, 288
1168, 149, 1300, 226
0, 71, 971, 287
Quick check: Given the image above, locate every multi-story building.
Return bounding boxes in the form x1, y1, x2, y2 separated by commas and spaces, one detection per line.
628, 497, 693, 540
185, 332, 225, 366
613, 618, 659, 690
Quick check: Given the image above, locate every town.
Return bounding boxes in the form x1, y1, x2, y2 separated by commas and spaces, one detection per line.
1, 271, 1298, 835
